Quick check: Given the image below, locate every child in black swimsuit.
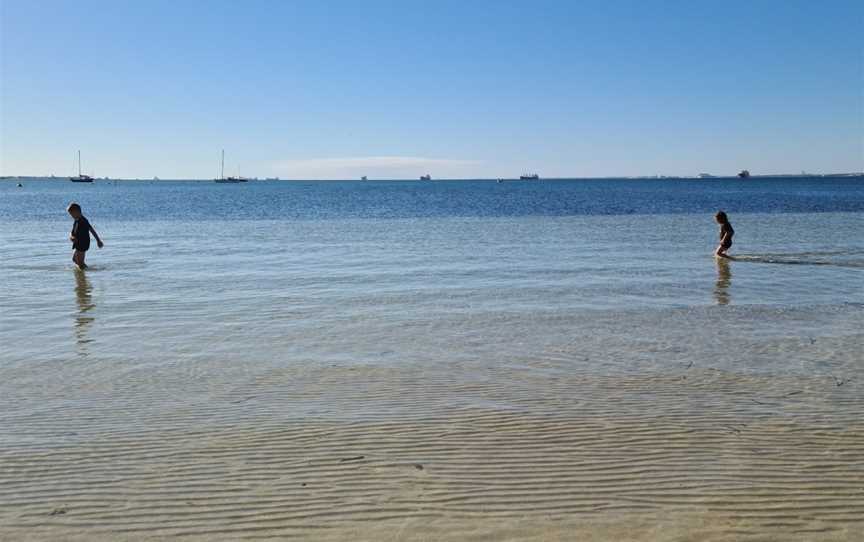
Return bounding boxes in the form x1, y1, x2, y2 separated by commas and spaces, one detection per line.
714, 211, 734, 258
67, 202, 104, 269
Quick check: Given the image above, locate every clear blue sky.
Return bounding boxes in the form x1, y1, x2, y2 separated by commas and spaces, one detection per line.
1, 0, 862, 179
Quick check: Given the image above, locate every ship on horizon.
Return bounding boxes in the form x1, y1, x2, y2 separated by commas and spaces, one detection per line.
520, 173, 540, 180
70, 150, 94, 183
214, 150, 248, 183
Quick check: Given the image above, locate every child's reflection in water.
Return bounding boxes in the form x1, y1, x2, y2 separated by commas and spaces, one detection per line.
74, 269, 95, 355
714, 257, 732, 306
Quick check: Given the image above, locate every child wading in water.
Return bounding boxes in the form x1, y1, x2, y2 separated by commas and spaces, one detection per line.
714, 211, 734, 258
67, 202, 104, 269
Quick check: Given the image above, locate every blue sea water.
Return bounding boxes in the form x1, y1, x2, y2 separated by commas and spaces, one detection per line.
2, 177, 862, 372
4, 177, 864, 221
0, 176, 861, 416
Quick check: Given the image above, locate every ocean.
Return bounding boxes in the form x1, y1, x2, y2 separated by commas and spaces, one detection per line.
1, 177, 862, 539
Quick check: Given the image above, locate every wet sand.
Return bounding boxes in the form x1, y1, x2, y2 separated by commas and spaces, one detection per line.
2, 365, 862, 541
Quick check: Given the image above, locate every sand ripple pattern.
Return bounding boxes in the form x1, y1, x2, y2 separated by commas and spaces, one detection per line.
3, 302, 863, 540
2, 363, 863, 541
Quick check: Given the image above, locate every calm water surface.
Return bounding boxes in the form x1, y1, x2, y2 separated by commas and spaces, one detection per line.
1, 178, 862, 430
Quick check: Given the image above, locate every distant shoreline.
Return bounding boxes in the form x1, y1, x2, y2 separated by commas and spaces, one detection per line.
3, 173, 863, 182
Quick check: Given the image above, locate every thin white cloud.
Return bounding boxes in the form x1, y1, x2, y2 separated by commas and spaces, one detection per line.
271, 156, 482, 179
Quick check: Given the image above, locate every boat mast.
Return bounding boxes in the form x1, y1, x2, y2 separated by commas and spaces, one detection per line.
78, 150, 81, 177
221, 150, 225, 180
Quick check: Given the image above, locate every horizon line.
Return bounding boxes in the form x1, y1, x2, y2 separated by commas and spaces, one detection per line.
3, 172, 863, 182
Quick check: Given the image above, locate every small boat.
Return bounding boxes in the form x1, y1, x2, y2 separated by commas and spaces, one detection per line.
214, 150, 248, 183
70, 150, 94, 182
520, 173, 539, 180
420, 174, 431, 181
738, 169, 751, 178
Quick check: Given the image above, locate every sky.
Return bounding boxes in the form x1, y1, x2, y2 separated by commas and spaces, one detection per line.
1, 0, 862, 179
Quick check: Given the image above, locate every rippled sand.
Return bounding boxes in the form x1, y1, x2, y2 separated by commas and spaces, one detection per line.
2, 356, 862, 541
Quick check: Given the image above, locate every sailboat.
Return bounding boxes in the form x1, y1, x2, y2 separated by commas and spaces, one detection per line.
214, 150, 248, 183
70, 150, 94, 183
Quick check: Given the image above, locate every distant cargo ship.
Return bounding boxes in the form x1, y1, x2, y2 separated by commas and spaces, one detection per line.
520, 173, 539, 180
738, 170, 751, 178
420, 174, 431, 181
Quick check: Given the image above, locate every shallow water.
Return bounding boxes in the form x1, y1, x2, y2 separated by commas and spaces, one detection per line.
1, 178, 862, 539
